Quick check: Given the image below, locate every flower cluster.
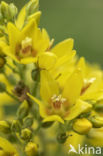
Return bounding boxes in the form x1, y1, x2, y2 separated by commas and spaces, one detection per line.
0, 0, 103, 156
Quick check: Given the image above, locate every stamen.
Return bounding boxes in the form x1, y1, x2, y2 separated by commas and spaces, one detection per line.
51, 94, 66, 109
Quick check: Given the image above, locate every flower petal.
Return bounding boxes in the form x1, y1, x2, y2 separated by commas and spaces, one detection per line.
43, 115, 64, 124
20, 57, 37, 64
40, 70, 59, 102
20, 19, 37, 40
16, 5, 26, 29
38, 52, 57, 70
63, 69, 83, 105
28, 11, 42, 24
7, 22, 20, 54
51, 38, 74, 57
65, 99, 92, 121
0, 137, 19, 156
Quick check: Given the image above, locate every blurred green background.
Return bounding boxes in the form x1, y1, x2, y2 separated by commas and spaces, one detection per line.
3, 0, 103, 66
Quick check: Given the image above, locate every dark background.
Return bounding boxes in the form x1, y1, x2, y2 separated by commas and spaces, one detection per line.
4, 0, 103, 66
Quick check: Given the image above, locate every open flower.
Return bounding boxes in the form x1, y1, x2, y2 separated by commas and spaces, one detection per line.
77, 57, 103, 101
0, 19, 56, 64
28, 69, 92, 124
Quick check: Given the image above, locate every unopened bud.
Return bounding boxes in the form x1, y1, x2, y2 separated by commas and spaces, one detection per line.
8, 3, 18, 20
26, 0, 39, 16
23, 116, 33, 128
17, 100, 29, 120
0, 82, 6, 93
21, 128, 32, 141
0, 121, 10, 134
25, 142, 38, 156
90, 116, 103, 128
0, 1, 9, 18
57, 133, 68, 144
73, 118, 92, 135
11, 120, 21, 132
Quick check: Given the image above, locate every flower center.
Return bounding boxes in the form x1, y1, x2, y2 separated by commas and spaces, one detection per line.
16, 37, 37, 60
81, 78, 96, 95
51, 94, 66, 110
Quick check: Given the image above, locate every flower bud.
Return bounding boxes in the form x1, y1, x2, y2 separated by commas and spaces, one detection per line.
57, 133, 68, 144
38, 52, 57, 70
17, 100, 29, 120
23, 116, 33, 128
26, 0, 39, 16
11, 120, 21, 132
8, 3, 18, 20
0, 82, 6, 93
73, 118, 92, 134
0, 1, 9, 18
0, 121, 10, 134
25, 142, 38, 156
21, 128, 32, 141
0, 56, 6, 68
90, 116, 103, 128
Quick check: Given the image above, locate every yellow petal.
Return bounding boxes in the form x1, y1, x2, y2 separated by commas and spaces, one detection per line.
20, 57, 37, 64
7, 22, 20, 54
28, 11, 42, 25
16, 5, 26, 29
40, 70, 59, 102
50, 50, 76, 78
77, 57, 86, 78
65, 99, 92, 121
43, 115, 64, 124
20, 19, 37, 41
27, 93, 47, 118
38, 52, 57, 70
0, 137, 19, 156
42, 28, 50, 48
0, 44, 20, 63
81, 72, 103, 101
63, 69, 83, 105
51, 38, 74, 57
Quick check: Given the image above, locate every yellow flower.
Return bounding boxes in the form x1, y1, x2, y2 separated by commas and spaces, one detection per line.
0, 137, 19, 156
78, 57, 103, 101
50, 38, 76, 87
28, 69, 92, 124
1, 19, 55, 64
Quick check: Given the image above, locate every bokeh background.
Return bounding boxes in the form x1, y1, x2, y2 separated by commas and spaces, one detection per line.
4, 0, 103, 66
